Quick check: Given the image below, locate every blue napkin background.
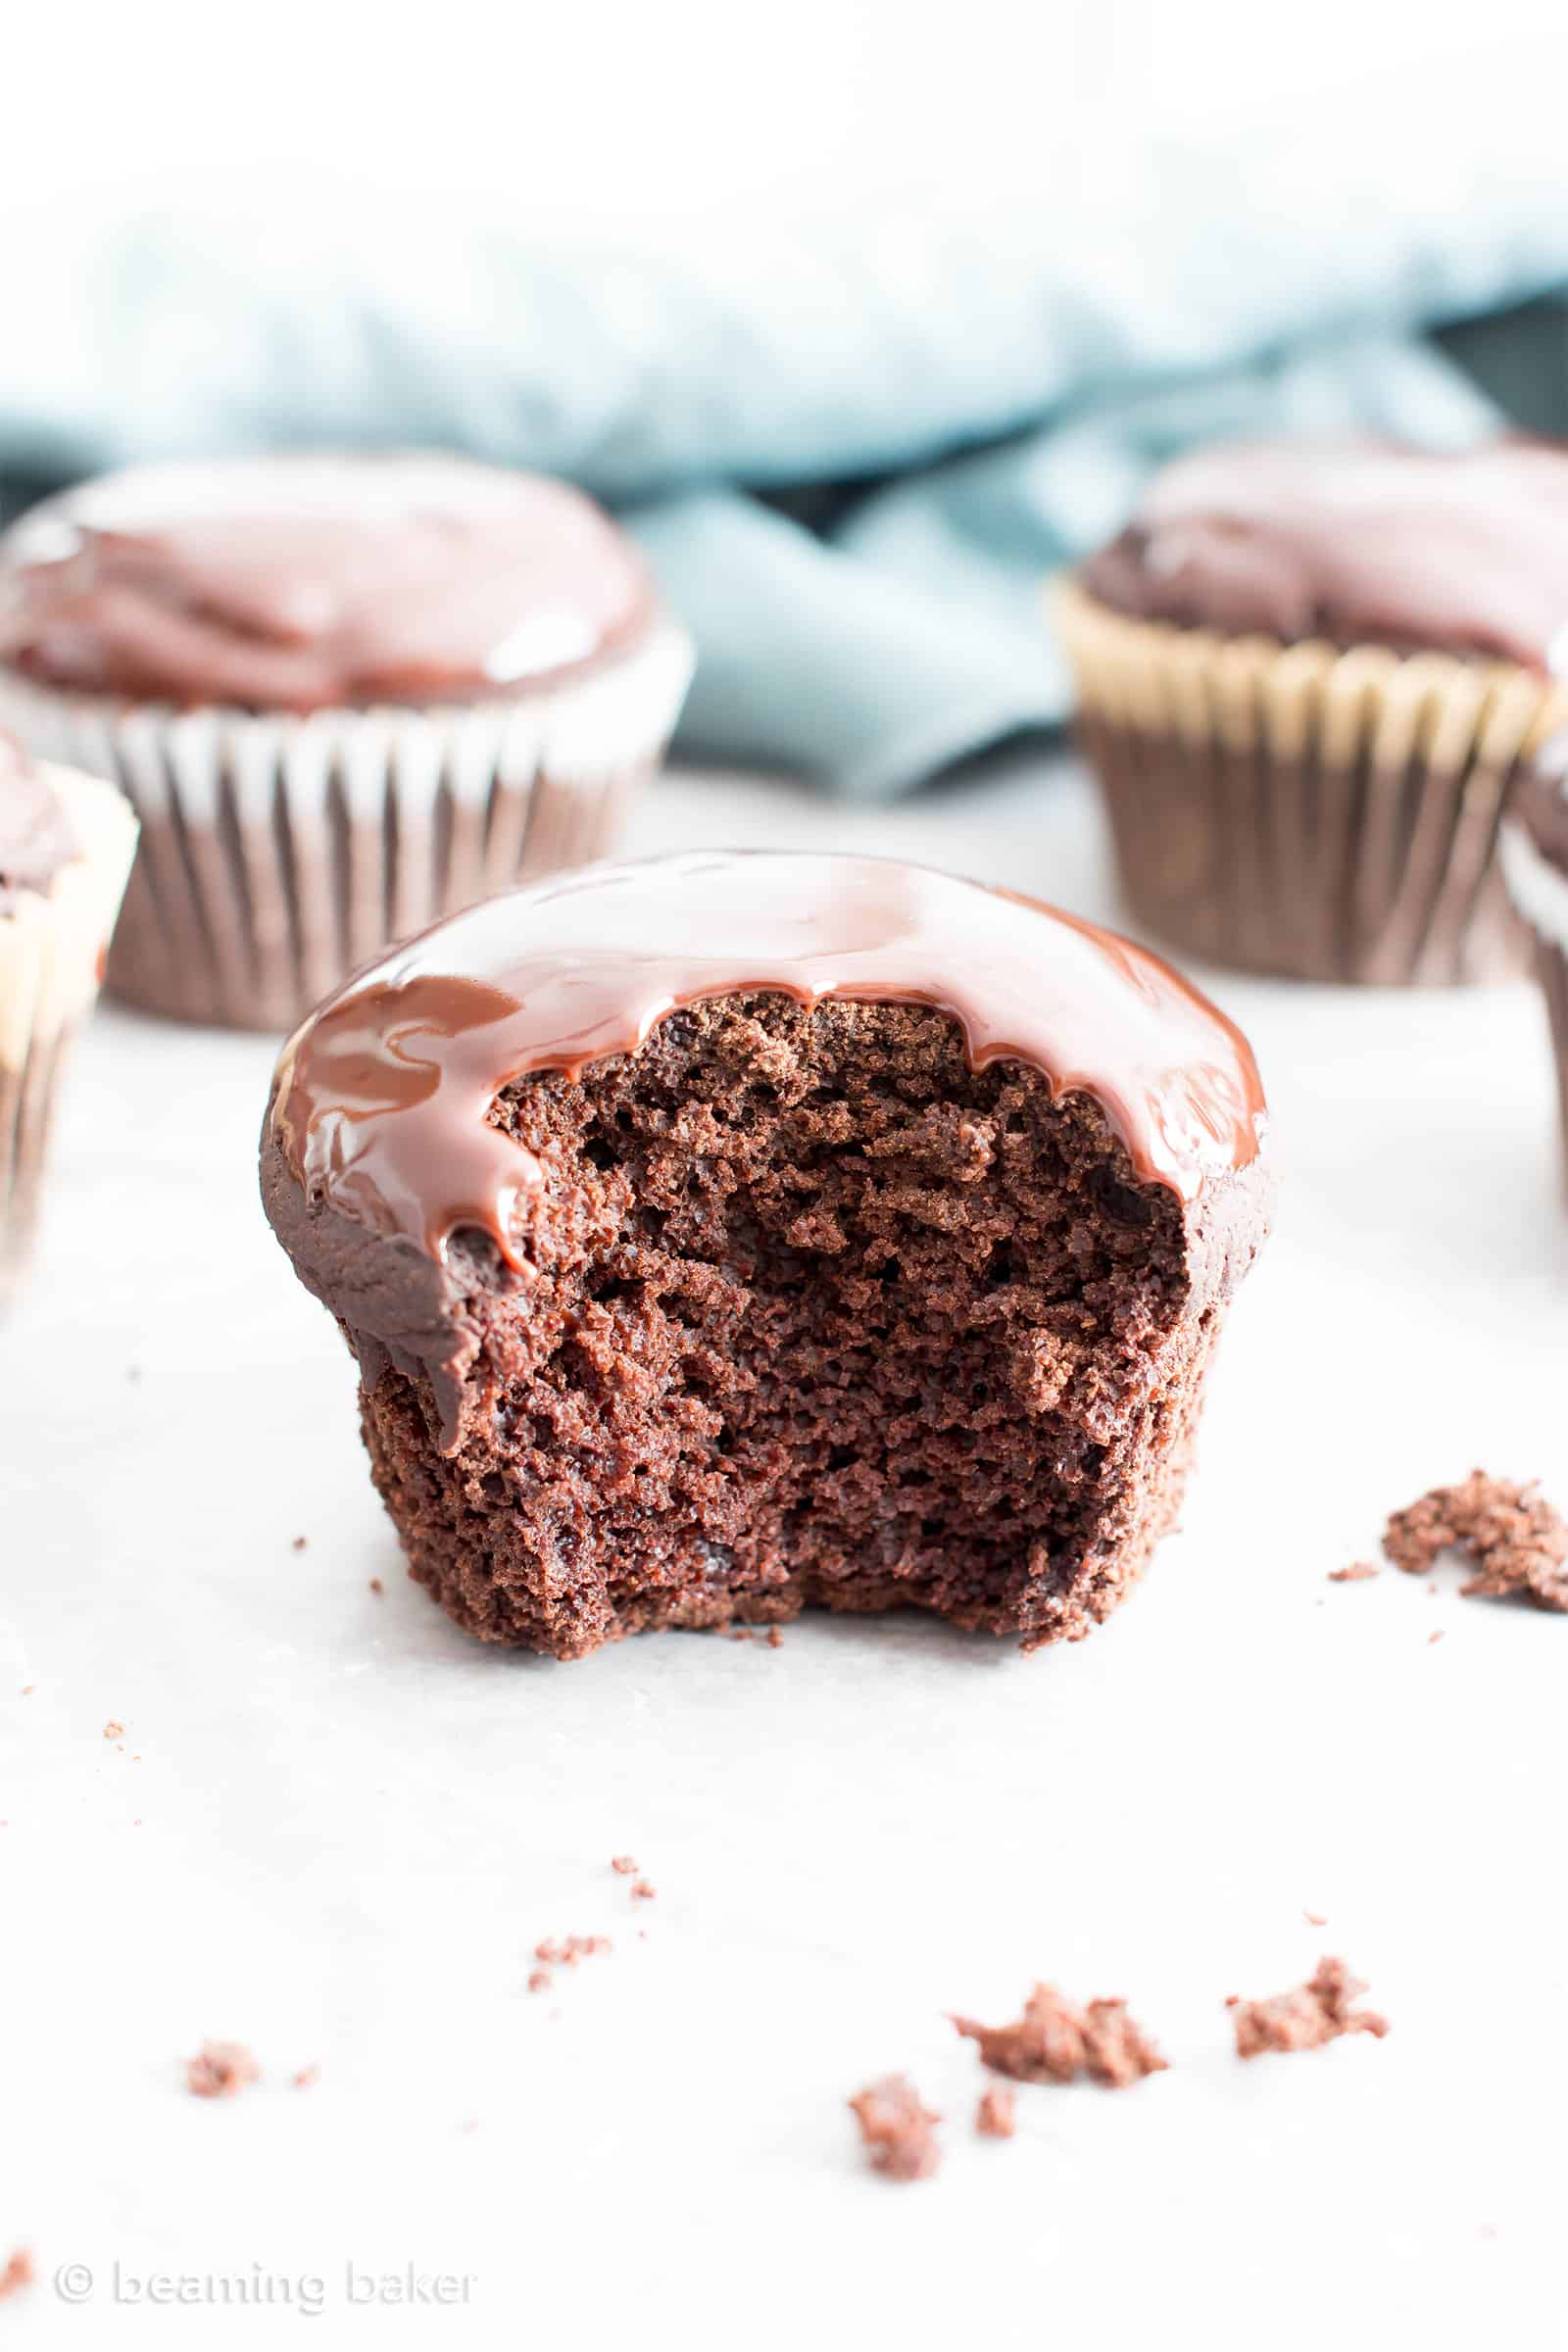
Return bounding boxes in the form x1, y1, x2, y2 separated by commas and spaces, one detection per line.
3, 129, 1567, 794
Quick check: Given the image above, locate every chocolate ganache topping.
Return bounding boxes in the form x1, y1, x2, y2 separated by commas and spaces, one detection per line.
0, 454, 654, 711
1082, 438, 1568, 667
0, 731, 78, 915
263, 853, 1267, 1445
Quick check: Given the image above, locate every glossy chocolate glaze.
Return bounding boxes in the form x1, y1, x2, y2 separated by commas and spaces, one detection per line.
0, 733, 77, 914
1082, 438, 1568, 667
0, 454, 654, 711
263, 853, 1268, 1447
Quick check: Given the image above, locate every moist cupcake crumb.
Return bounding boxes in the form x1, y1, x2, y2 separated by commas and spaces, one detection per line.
532, 1936, 611, 1968
954, 1984, 1166, 2087
1328, 1561, 1379, 1583
974, 2085, 1017, 2139
1228, 1957, 1388, 2059
848, 2076, 941, 2181
0, 2248, 33, 2301
186, 2041, 261, 2098
1382, 1472, 1568, 1610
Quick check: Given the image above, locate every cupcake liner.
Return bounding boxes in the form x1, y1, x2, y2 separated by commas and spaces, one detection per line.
0, 1025, 68, 1302
1056, 579, 1568, 985
0, 767, 138, 1297
1500, 815, 1568, 1180
0, 618, 693, 1030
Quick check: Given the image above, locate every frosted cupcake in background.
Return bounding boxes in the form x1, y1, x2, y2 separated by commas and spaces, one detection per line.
1057, 440, 1568, 986
0, 455, 693, 1029
1500, 734, 1568, 1180
1, 735, 137, 1299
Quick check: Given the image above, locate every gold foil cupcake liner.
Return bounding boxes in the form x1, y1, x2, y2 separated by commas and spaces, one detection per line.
0, 766, 138, 1298
1056, 578, 1568, 984
0, 618, 693, 1030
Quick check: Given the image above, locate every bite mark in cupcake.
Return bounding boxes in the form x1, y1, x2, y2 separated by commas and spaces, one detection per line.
259, 851, 1269, 1658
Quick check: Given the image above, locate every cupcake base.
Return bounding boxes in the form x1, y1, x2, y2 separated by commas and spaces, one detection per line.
1059, 580, 1566, 986
1540, 938, 1568, 1178
1, 1024, 68, 1306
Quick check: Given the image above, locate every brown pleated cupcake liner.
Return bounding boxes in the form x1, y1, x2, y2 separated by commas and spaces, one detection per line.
0, 618, 693, 1031
0, 1025, 70, 1305
1539, 937, 1568, 1180
1499, 815, 1568, 1180
1056, 579, 1568, 985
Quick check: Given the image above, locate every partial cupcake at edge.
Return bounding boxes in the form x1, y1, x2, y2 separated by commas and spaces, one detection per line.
260, 851, 1270, 1659
1501, 729, 1568, 1180
1, 732, 137, 1300
0, 453, 693, 1031
1057, 439, 1568, 985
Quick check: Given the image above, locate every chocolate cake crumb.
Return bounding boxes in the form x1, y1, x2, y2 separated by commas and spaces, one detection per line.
339, 991, 1267, 1660
953, 1984, 1165, 2086
292, 1536, 308, 1552
1382, 1472, 1568, 1610
368, 1578, 383, 1594
1228, 1957, 1389, 2060
1329, 1561, 1379, 1583
975, 2085, 1016, 2138
527, 1969, 552, 1994
0, 2248, 32, 2301
1080, 1998, 1169, 2086
186, 2040, 261, 2098
848, 2075, 941, 2181
631, 1879, 656, 1900
533, 1936, 611, 1968
103, 1720, 124, 1740
610, 1855, 638, 1876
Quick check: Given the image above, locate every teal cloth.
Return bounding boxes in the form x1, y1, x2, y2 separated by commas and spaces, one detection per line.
1, 169, 1565, 794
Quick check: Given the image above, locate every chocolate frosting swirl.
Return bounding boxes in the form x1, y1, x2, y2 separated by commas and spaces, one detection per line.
1082, 438, 1568, 667
262, 854, 1267, 1443
0, 732, 77, 914
0, 454, 654, 711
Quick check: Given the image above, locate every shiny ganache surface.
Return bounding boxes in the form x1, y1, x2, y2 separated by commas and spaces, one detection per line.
1081, 438, 1568, 667
269, 852, 1268, 1276
0, 454, 654, 710
0, 732, 77, 914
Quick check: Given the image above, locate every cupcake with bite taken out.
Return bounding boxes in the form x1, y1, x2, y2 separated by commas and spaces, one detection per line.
1058, 439, 1568, 985
260, 851, 1270, 1658
0, 454, 693, 1030
1, 732, 137, 1299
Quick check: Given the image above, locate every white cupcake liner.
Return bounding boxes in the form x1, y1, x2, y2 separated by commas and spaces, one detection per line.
1, 765, 138, 1297
1058, 579, 1568, 985
0, 618, 693, 1030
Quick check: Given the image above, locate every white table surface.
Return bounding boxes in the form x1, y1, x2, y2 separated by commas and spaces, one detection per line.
5, 749, 1566, 2350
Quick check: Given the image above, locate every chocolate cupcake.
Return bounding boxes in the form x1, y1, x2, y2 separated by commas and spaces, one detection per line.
0, 455, 692, 1030
1, 735, 137, 1298
1501, 734, 1568, 1177
1058, 440, 1568, 984
260, 852, 1270, 1658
